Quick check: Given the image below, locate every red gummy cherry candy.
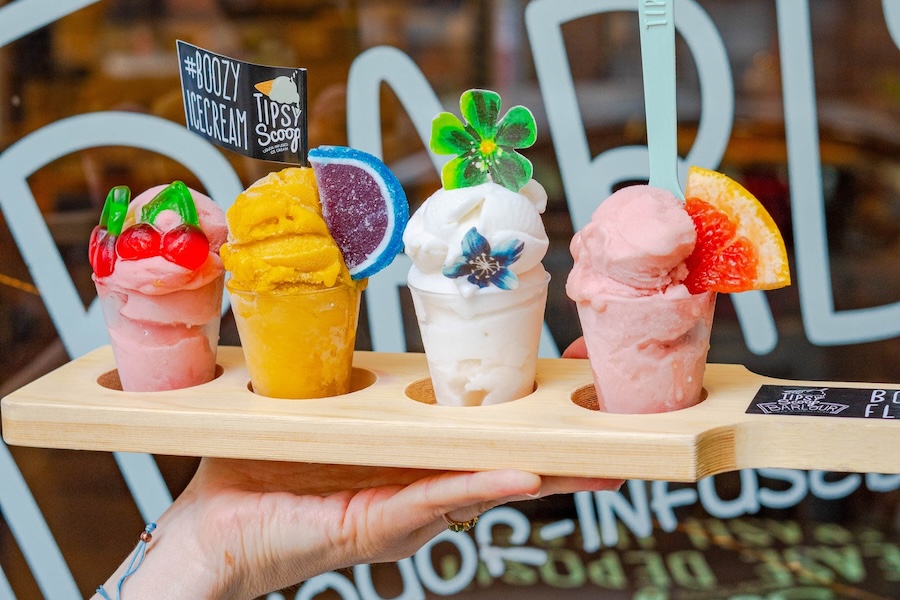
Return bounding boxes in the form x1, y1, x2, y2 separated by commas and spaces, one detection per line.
162, 224, 209, 270
116, 223, 162, 261
88, 225, 102, 271
90, 227, 118, 277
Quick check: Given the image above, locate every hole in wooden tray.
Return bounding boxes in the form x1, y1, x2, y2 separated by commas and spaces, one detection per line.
405, 378, 537, 406
570, 384, 709, 412
405, 378, 437, 405
349, 368, 377, 392
245, 368, 377, 398
570, 384, 600, 411
97, 365, 225, 391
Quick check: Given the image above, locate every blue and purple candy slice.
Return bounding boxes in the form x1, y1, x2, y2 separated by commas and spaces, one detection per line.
308, 145, 409, 280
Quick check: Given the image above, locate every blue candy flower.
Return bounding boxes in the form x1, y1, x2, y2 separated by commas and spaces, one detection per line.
442, 227, 523, 289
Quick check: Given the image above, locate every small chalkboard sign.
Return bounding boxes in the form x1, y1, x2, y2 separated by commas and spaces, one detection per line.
747, 385, 900, 420
176, 40, 308, 165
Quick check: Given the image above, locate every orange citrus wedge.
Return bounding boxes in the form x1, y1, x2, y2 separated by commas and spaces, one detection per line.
683, 165, 790, 294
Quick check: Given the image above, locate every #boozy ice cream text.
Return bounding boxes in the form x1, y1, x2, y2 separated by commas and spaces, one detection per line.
181, 48, 249, 152
177, 41, 308, 164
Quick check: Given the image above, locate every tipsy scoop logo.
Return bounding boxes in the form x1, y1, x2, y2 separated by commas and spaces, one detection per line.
176, 40, 309, 164
748, 386, 900, 419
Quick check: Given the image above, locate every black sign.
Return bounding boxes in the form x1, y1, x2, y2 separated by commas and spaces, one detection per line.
747, 385, 900, 419
176, 40, 308, 165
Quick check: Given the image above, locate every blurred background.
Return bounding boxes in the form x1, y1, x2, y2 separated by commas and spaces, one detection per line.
1, 0, 898, 598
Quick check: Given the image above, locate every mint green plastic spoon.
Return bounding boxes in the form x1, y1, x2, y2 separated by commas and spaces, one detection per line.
639, 0, 684, 200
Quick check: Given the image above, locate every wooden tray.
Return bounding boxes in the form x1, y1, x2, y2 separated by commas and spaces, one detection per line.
2, 346, 898, 481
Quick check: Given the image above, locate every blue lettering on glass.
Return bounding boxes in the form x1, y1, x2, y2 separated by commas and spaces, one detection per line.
776, 0, 900, 344
808, 471, 861, 501
0, 4, 244, 595
477, 506, 549, 575
651, 481, 701, 532
697, 470, 760, 520
887, 0, 900, 47
353, 559, 423, 600
0, 569, 13, 600
596, 480, 654, 547
295, 572, 360, 600
294, 468, 900, 599
0, 0, 98, 48
0, 443, 79, 598
574, 486, 603, 552
866, 472, 900, 492
414, 531, 478, 595
757, 468, 809, 510
0, 113, 241, 595
522, 0, 781, 356
345, 47, 559, 359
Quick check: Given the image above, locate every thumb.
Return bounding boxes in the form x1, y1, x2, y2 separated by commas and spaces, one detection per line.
562, 336, 588, 359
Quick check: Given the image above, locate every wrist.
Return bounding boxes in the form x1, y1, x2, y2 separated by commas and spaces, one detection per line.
93, 505, 240, 600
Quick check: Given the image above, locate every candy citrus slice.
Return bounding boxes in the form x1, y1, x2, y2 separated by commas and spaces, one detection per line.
308, 146, 409, 280
683, 166, 790, 294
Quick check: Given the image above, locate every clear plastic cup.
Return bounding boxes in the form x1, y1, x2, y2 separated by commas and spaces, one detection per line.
576, 291, 716, 414
95, 274, 224, 392
227, 282, 362, 399
408, 273, 550, 406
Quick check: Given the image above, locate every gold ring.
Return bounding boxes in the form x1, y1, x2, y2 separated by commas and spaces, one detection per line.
442, 513, 479, 533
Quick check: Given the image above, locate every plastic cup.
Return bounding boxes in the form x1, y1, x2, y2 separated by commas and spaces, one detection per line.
576, 291, 716, 414
95, 275, 224, 392
408, 273, 550, 406
227, 282, 361, 399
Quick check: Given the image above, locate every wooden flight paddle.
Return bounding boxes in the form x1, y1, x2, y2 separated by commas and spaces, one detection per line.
2, 346, 898, 482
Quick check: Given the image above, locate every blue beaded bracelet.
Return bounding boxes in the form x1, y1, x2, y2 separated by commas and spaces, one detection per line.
97, 523, 156, 600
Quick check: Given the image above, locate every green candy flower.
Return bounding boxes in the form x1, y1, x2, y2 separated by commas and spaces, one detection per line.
430, 89, 537, 193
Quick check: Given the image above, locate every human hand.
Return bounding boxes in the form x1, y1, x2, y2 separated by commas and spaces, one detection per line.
562, 336, 588, 359
95, 460, 622, 600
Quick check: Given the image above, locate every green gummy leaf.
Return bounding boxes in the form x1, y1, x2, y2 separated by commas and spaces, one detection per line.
461, 89, 500, 139
102, 186, 131, 236
430, 112, 474, 155
496, 106, 537, 148
141, 181, 199, 227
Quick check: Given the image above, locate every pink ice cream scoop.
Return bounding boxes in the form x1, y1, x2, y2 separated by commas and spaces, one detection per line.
90, 182, 226, 392
568, 185, 695, 300
566, 185, 715, 414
